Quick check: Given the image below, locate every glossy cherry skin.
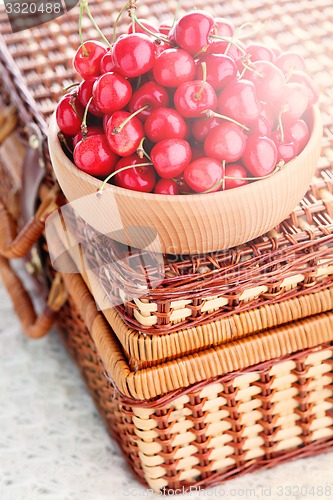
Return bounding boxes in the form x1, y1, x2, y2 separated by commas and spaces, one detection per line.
73, 126, 103, 148
73, 41, 107, 79
154, 178, 180, 195
173, 11, 214, 55
218, 80, 261, 125
77, 77, 103, 117
242, 136, 278, 177
144, 107, 187, 142
93, 72, 132, 114
287, 119, 310, 153
191, 116, 221, 142
184, 158, 223, 193
213, 17, 235, 37
106, 111, 144, 157
289, 71, 319, 107
174, 80, 217, 118
224, 164, 249, 190
73, 134, 119, 177
128, 19, 159, 35
246, 60, 285, 102
151, 139, 192, 178
113, 34, 156, 78
129, 81, 169, 121
56, 94, 84, 136
272, 130, 299, 163
246, 43, 275, 62
260, 102, 275, 130
275, 51, 306, 74
275, 83, 309, 123
113, 154, 156, 193
250, 115, 272, 136
100, 51, 115, 73
204, 122, 247, 162
196, 53, 237, 91
153, 48, 196, 87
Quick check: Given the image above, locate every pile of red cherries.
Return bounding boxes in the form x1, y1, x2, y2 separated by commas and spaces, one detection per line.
56, 6, 319, 195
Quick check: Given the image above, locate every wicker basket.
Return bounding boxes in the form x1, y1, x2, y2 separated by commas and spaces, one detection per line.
1, 0, 333, 494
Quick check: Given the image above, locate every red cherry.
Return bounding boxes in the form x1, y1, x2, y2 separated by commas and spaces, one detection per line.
154, 40, 169, 57
250, 115, 272, 136
113, 154, 156, 193
275, 51, 306, 74
174, 80, 217, 118
153, 48, 196, 87
204, 122, 247, 162
246, 43, 275, 62
218, 80, 261, 125
128, 19, 159, 35
73, 134, 119, 177
73, 41, 107, 79
103, 113, 112, 131
260, 103, 275, 130
271, 130, 299, 163
213, 18, 235, 37
224, 164, 249, 190
184, 158, 222, 193
73, 126, 103, 148
287, 119, 310, 153
174, 175, 193, 193
77, 77, 103, 117
173, 11, 214, 55
196, 53, 237, 91
151, 139, 192, 178
144, 108, 187, 142
93, 72, 132, 114
242, 136, 278, 177
246, 60, 285, 102
113, 34, 156, 78
289, 71, 319, 107
129, 81, 169, 121
106, 111, 144, 157
56, 93, 84, 136
191, 116, 222, 142
100, 51, 115, 73
154, 178, 180, 195
275, 83, 309, 123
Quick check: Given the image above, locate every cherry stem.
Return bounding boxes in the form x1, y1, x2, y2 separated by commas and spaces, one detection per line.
225, 165, 283, 182
128, 0, 136, 33
62, 82, 79, 93
80, 0, 113, 49
58, 131, 73, 155
172, 0, 183, 28
222, 159, 226, 191
113, 1, 130, 42
235, 21, 264, 40
278, 104, 289, 143
79, 2, 88, 57
203, 109, 250, 132
241, 59, 264, 78
112, 105, 150, 134
69, 94, 83, 120
131, 13, 170, 44
202, 179, 222, 194
209, 34, 247, 56
98, 162, 153, 193
81, 96, 93, 137
285, 65, 295, 83
137, 137, 151, 161
194, 62, 207, 101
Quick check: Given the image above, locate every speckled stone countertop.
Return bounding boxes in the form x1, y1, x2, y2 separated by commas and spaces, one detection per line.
1, 280, 333, 500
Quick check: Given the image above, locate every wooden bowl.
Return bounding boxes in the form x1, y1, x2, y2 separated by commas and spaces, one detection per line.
49, 106, 322, 255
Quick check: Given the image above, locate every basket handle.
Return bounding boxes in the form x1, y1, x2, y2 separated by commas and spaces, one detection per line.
0, 186, 58, 259
0, 255, 67, 338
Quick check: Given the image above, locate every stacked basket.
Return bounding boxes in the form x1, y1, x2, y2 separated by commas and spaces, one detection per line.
1, 0, 333, 493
